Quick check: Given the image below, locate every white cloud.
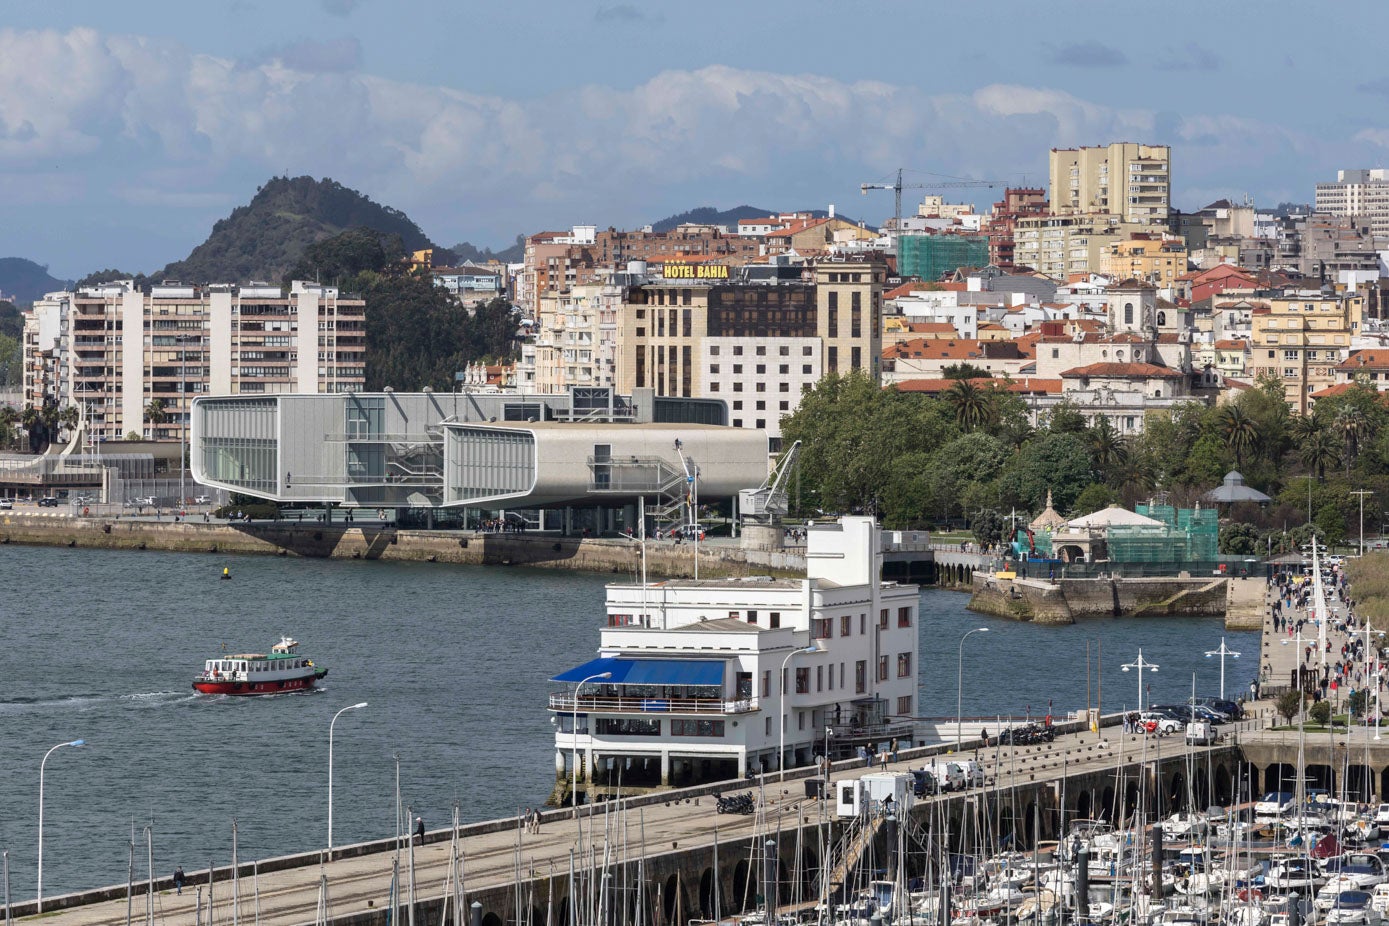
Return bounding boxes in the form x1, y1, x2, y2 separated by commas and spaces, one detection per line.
0, 25, 1359, 260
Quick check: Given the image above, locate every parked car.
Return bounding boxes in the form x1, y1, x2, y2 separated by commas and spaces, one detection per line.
1138, 711, 1183, 735
38, 496, 59, 507
0, 498, 11, 510
194, 495, 211, 505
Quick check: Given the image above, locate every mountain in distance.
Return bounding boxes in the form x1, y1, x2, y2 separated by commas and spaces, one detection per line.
0, 258, 72, 306
446, 237, 525, 265
650, 205, 860, 233
160, 176, 435, 284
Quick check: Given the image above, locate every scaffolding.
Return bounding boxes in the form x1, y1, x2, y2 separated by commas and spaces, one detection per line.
1105, 504, 1219, 564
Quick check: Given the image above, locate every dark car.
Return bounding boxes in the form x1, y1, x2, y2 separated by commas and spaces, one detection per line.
912, 769, 939, 796
38, 496, 59, 507
1193, 696, 1243, 720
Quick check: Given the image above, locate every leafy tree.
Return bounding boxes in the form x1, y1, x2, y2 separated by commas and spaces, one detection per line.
971, 508, 1007, 548
1073, 482, 1118, 514
942, 363, 992, 380
1219, 522, 1260, 555
1044, 399, 1088, 435
1348, 688, 1369, 719
1308, 700, 1331, 726
1276, 690, 1302, 724
1316, 502, 1347, 546
1299, 429, 1341, 481
1087, 417, 1127, 476
998, 431, 1093, 513
283, 227, 406, 285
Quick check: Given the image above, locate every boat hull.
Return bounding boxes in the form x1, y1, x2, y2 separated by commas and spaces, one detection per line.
193, 669, 328, 696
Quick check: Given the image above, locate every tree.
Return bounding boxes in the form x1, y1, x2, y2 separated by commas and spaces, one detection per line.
1299, 429, 1341, 481
1073, 482, 1118, 514
1087, 417, 1127, 477
1217, 404, 1260, 467
1275, 690, 1302, 725
1308, 700, 1331, 726
942, 363, 991, 381
1044, 399, 1088, 435
1337, 405, 1370, 474
945, 379, 993, 432
1219, 522, 1260, 555
145, 399, 168, 428
998, 432, 1093, 513
971, 508, 1007, 548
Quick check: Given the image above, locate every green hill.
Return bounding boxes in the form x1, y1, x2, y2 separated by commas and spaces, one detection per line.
160, 176, 435, 284
0, 258, 71, 305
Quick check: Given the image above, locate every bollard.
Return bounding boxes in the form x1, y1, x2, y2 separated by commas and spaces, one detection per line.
471, 902, 483, 926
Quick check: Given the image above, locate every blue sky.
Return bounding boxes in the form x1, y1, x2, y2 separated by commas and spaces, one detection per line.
4, 0, 1389, 278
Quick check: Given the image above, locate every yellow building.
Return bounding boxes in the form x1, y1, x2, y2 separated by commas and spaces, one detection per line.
1048, 142, 1171, 225
1249, 293, 1365, 414
1100, 234, 1189, 289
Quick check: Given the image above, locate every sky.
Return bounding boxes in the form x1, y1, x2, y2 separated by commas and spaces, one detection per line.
4, 0, 1389, 279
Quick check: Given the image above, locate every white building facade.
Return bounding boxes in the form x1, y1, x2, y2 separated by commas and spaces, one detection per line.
550, 517, 920, 800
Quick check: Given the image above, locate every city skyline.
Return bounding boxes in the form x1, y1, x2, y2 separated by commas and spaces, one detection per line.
3, 1, 1388, 278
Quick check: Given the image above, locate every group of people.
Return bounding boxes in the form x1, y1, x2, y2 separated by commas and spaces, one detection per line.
519, 807, 543, 833
1269, 567, 1387, 708
480, 519, 525, 533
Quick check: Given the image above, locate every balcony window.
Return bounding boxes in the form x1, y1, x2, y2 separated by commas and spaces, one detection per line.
897, 653, 913, 677
795, 667, 810, 694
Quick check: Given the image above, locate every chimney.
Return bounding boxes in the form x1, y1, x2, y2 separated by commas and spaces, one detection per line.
828, 204, 836, 219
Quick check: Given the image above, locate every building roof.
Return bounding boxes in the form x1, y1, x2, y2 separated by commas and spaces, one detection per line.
882, 338, 1024, 361
1029, 490, 1068, 532
1060, 362, 1185, 379
1214, 339, 1249, 350
1310, 383, 1359, 399
893, 377, 1062, 395
1065, 506, 1166, 530
1202, 471, 1272, 505
1338, 349, 1389, 371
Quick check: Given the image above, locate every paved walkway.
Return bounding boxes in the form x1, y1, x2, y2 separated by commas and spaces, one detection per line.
1260, 568, 1380, 715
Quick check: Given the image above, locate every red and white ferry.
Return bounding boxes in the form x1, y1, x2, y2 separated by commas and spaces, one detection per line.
192, 637, 328, 696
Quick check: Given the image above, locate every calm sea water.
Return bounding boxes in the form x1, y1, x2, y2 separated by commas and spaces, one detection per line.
0, 544, 1258, 897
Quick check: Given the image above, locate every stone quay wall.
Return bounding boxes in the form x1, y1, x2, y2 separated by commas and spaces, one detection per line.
967, 573, 1234, 624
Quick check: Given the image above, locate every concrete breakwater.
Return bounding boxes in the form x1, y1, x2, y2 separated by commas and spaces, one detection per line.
0, 514, 803, 579
967, 572, 1258, 629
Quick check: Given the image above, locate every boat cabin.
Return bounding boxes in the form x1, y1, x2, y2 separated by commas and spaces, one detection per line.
201, 638, 314, 682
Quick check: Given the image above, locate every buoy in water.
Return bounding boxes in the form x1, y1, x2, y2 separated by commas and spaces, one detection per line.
221, 567, 231, 580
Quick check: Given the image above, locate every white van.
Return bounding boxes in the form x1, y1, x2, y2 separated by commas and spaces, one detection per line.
953, 759, 986, 788
1185, 721, 1215, 746
925, 760, 966, 792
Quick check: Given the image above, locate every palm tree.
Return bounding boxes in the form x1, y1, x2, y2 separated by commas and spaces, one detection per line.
946, 379, 992, 432
1291, 411, 1324, 444
1299, 429, 1341, 481
1088, 417, 1127, 475
0, 405, 17, 450
145, 399, 168, 435
1217, 404, 1260, 468
1336, 405, 1369, 474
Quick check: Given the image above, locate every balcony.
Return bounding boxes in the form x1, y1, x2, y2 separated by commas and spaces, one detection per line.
549, 693, 759, 715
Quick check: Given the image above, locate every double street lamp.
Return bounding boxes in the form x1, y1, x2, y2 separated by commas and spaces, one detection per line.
1204, 638, 1242, 701
1121, 649, 1159, 713
328, 702, 368, 852
957, 628, 990, 751
38, 739, 85, 912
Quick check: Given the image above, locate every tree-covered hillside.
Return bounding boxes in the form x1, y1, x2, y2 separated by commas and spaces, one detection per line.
161, 176, 435, 284
0, 258, 71, 305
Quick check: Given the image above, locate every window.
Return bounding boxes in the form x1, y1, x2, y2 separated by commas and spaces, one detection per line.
816, 665, 823, 691
779, 365, 788, 374
733, 364, 743, 374
769, 611, 781, 628
840, 615, 852, 637
897, 695, 912, 716
1123, 302, 1134, 325
710, 364, 720, 374
756, 364, 765, 374
755, 419, 765, 428
802, 364, 812, 374
779, 346, 789, 356
898, 606, 912, 628
746, 610, 758, 624
710, 346, 719, 356
756, 346, 766, 356
756, 400, 765, 410
814, 618, 832, 639
761, 670, 770, 698
733, 346, 743, 356
710, 382, 720, 392
855, 660, 867, 694
795, 667, 810, 694
779, 401, 789, 411
860, 614, 866, 634
828, 346, 838, 374
879, 608, 889, 629
803, 346, 813, 356
877, 655, 888, 681
672, 719, 724, 736
595, 718, 660, 736
732, 400, 743, 410
1052, 348, 1059, 359
897, 653, 913, 677
733, 418, 742, 426
733, 382, 743, 392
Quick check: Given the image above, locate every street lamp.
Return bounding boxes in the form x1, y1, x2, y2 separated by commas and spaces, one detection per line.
571, 671, 612, 819
1121, 649, 1159, 713
957, 628, 990, 751
1204, 638, 1242, 701
327, 702, 367, 852
780, 644, 822, 781
37, 739, 84, 912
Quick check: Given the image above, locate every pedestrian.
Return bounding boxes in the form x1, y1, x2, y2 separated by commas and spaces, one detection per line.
880, 749, 889, 770
174, 866, 185, 895
532, 808, 542, 834
415, 816, 425, 844
890, 737, 899, 762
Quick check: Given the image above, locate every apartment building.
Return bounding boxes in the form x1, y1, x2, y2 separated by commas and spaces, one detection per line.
612, 260, 884, 437
1048, 143, 1172, 225
1013, 214, 1153, 277
529, 281, 622, 393
23, 280, 364, 443
985, 187, 1049, 268
1100, 234, 1189, 289
1248, 292, 1365, 414
1316, 169, 1389, 238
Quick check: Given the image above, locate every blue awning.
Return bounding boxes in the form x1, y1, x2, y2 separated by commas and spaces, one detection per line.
551, 656, 725, 687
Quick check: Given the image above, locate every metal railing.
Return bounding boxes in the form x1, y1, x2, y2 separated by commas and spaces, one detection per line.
827, 720, 915, 740
548, 693, 759, 715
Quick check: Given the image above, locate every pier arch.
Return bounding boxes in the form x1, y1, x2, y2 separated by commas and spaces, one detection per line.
1214, 765, 1233, 804
1101, 786, 1115, 820
1266, 762, 1297, 791
1346, 765, 1374, 802
699, 868, 716, 919
1305, 764, 1334, 792
661, 874, 681, 924
483, 913, 504, 926
1074, 790, 1093, 820
732, 859, 750, 911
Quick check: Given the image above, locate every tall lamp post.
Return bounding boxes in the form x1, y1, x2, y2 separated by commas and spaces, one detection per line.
780, 644, 822, 781
1121, 649, 1159, 713
956, 628, 990, 751
1204, 638, 1242, 701
38, 739, 85, 912
328, 702, 368, 852
571, 671, 612, 819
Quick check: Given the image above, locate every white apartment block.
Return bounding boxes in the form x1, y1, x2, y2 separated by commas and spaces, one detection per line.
23, 280, 364, 443
702, 337, 821, 432
1316, 169, 1389, 238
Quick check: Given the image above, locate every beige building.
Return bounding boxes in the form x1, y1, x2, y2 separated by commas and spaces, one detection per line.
530, 281, 622, 393
24, 280, 364, 443
1048, 142, 1172, 225
1248, 292, 1365, 414
613, 260, 884, 436
1013, 214, 1152, 277
1100, 234, 1188, 288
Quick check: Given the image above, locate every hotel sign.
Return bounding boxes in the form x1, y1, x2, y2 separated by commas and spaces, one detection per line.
664, 263, 729, 280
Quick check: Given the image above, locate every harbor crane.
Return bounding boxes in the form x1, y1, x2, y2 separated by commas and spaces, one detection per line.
859, 169, 1005, 265
739, 440, 801, 528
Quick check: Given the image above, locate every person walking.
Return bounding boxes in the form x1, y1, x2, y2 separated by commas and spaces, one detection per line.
174, 866, 185, 895
414, 816, 425, 845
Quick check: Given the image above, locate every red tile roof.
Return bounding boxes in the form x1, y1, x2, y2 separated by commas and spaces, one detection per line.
893, 377, 1062, 395
1338, 350, 1389, 371
1311, 383, 1359, 399
1214, 339, 1249, 350
1060, 362, 1184, 379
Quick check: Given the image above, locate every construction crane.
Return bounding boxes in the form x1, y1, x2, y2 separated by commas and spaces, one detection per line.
860, 169, 1006, 266
739, 440, 801, 527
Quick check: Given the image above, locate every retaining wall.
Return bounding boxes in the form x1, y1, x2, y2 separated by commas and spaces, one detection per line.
967, 573, 1232, 623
